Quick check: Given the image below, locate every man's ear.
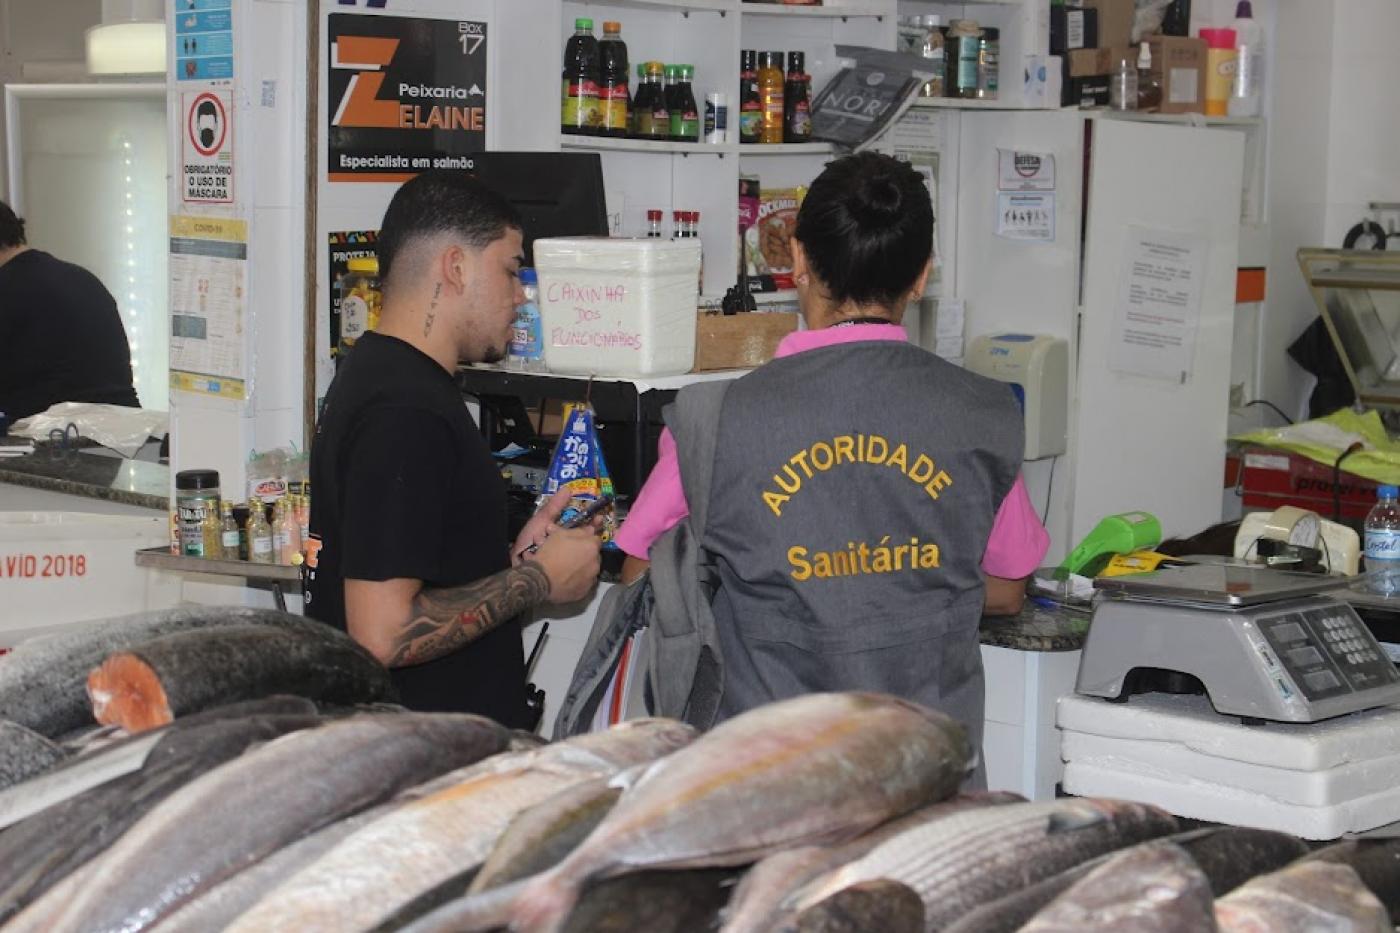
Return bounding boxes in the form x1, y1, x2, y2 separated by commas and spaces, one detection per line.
441, 244, 469, 295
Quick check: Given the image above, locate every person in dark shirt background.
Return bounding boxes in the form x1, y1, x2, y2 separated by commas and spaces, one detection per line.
0, 200, 140, 423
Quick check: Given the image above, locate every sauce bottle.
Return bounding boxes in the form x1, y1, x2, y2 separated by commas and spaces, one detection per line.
598, 21, 630, 138
739, 50, 762, 144
783, 51, 812, 143
561, 18, 601, 136
670, 65, 700, 143
631, 61, 669, 139
758, 51, 785, 144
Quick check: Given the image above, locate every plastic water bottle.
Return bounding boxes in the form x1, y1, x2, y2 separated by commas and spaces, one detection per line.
507, 268, 546, 372
1364, 485, 1400, 596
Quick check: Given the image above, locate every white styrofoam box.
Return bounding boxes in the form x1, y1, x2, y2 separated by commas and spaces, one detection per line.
534, 238, 703, 377
1058, 693, 1400, 772
0, 512, 180, 647
1061, 731, 1400, 807
1063, 759, 1400, 840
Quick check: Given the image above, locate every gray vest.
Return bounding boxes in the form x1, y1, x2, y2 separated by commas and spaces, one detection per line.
703, 339, 1023, 757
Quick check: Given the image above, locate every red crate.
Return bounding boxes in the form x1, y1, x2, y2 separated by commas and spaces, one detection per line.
1240, 446, 1379, 522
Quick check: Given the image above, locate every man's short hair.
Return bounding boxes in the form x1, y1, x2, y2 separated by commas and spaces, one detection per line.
0, 201, 26, 249
376, 170, 522, 288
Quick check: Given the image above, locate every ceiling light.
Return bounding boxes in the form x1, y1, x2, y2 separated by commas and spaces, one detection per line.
86, 0, 166, 76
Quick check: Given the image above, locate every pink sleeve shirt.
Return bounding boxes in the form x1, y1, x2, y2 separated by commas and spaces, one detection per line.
614, 324, 1051, 578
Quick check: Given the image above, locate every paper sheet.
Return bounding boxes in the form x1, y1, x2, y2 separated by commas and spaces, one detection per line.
1108, 227, 1208, 383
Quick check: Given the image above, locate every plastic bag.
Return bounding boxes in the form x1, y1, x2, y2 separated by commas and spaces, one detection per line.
541, 403, 618, 544
9, 403, 168, 458
1133, 0, 1175, 42
247, 446, 308, 505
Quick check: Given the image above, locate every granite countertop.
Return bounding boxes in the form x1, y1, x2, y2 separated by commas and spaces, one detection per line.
979, 600, 1091, 652
0, 445, 168, 511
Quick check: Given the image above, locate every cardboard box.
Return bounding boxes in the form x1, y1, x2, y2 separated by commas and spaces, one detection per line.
1240, 447, 1377, 524
1147, 35, 1206, 114
1063, 74, 1111, 108
1083, 0, 1134, 50
1063, 46, 1132, 78
1050, 6, 1099, 55
693, 311, 799, 372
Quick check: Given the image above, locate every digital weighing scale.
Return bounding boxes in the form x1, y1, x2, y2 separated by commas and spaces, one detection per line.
1076, 563, 1400, 722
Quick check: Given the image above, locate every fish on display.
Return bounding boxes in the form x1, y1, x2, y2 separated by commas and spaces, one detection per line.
559, 868, 740, 933
404, 692, 972, 933
1017, 840, 1214, 932
0, 720, 67, 790
0, 606, 334, 738
45, 712, 510, 933
724, 792, 1025, 933
87, 623, 395, 732
470, 777, 623, 893
1302, 838, 1400, 923
788, 797, 1178, 932
223, 719, 697, 932
790, 879, 925, 933
0, 695, 319, 833
945, 824, 1309, 933
0, 710, 325, 922
1215, 860, 1389, 932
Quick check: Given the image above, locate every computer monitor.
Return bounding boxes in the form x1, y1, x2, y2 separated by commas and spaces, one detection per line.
464, 151, 608, 266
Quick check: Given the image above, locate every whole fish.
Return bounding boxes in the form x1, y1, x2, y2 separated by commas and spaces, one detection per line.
470, 777, 623, 893
792, 879, 925, 933
47, 712, 509, 933
0, 712, 325, 922
0, 720, 66, 789
561, 868, 740, 933
406, 692, 971, 933
1303, 839, 1400, 922
789, 797, 1178, 932
1215, 860, 1388, 932
159, 807, 390, 933
224, 719, 696, 932
1017, 841, 1215, 932
0, 695, 319, 832
0, 606, 334, 737
945, 825, 1309, 933
725, 793, 1025, 933
87, 623, 395, 732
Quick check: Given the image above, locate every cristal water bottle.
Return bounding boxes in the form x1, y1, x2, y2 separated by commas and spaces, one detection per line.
1364, 484, 1400, 596
507, 268, 546, 372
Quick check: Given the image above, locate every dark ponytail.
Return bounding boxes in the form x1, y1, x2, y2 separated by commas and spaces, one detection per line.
794, 152, 932, 309
0, 201, 25, 249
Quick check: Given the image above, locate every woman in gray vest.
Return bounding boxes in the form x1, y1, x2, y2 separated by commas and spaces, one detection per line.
615, 152, 1049, 783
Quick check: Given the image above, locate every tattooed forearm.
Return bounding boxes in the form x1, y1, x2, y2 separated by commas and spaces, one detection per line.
385, 561, 550, 667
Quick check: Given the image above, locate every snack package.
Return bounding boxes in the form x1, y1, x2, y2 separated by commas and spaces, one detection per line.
541, 403, 618, 544
755, 186, 806, 290
739, 175, 762, 278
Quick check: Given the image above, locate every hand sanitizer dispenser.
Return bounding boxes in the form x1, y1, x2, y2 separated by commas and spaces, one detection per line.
966, 334, 1068, 460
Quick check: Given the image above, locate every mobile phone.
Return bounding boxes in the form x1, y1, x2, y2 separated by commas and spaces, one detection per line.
559, 495, 615, 530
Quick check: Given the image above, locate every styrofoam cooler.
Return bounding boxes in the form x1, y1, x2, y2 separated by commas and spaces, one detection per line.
0, 512, 181, 648
534, 237, 702, 376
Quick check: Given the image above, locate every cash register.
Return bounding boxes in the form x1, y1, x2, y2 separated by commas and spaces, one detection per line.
1076, 562, 1400, 723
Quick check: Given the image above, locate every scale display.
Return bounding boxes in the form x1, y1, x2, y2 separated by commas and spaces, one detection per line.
1256, 605, 1399, 701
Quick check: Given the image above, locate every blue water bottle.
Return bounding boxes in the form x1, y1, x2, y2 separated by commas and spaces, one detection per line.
508, 268, 546, 372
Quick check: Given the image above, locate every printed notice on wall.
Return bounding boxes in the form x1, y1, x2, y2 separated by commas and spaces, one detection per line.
998, 149, 1055, 192
327, 14, 487, 182
996, 150, 1056, 242
1108, 227, 1207, 383
182, 90, 234, 204
174, 0, 234, 83
169, 215, 248, 400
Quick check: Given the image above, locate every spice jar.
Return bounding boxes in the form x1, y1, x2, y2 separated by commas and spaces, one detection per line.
176, 469, 221, 558
339, 257, 381, 355
976, 27, 999, 100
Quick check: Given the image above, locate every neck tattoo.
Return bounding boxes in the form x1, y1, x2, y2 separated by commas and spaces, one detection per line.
424, 282, 442, 337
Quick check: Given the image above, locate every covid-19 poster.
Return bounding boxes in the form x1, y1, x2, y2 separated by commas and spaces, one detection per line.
326, 14, 487, 182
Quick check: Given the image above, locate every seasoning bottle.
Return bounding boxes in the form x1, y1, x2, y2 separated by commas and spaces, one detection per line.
219, 501, 241, 561
176, 469, 221, 557
247, 501, 274, 565
645, 209, 663, 238
918, 15, 945, 97
739, 50, 762, 144
201, 503, 223, 560
662, 65, 681, 132
561, 18, 601, 136
632, 62, 668, 140
704, 92, 728, 144
672, 209, 684, 240
976, 27, 999, 100
669, 65, 700, 143
275, 497, 302, 565
758, 51, 785, 144
947, 20, 982, 100
783, 51, 812, 143
598, 21, 630, 138
1136, 43, 1162, 112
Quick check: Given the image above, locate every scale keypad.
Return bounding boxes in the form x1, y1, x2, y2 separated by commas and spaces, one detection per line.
1257, 606, 1400, 701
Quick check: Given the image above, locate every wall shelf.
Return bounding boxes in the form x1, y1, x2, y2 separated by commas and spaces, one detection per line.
909, 97, 1043, 111
740, 2, 888, 18
738, 142, 839, 155
562, 136, 733, 155
567, 0, 737, 14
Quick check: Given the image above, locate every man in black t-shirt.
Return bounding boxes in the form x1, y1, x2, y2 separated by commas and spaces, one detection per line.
305, 172, 601, 727
0, 201, 140, 422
